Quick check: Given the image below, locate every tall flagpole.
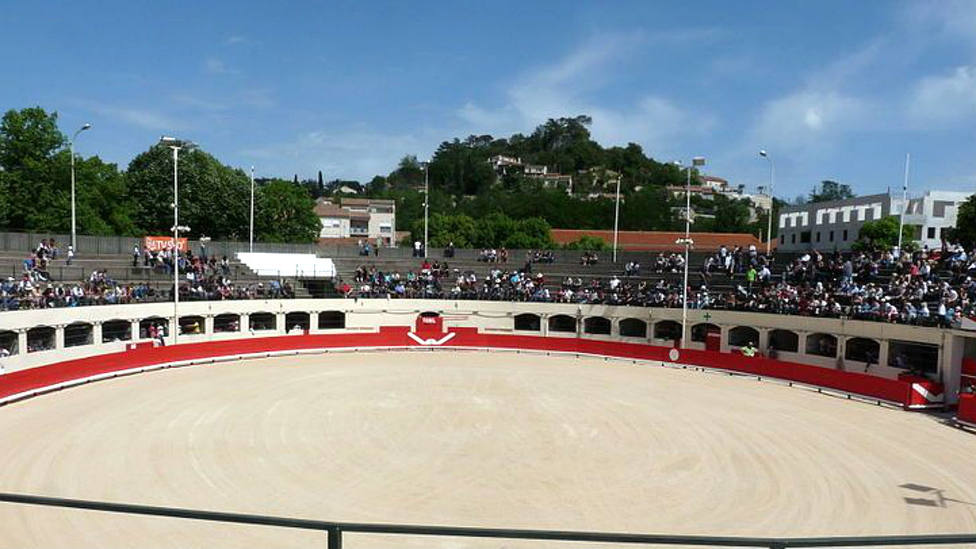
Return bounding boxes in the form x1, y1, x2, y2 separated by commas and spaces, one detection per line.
897, 153, 909, 255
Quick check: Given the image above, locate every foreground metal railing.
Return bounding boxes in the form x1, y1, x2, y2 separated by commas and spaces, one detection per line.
1, 493, 975, 548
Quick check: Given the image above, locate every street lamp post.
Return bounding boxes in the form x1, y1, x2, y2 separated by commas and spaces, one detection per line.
897, 153, 910, 256
249, 166, 255, 253
160, 136, 195, 345
70, 123, 92, 251
675, 157, 705, 350
612, 176, 622, 263
423, 161, 429, 259
759, 150, 774, 256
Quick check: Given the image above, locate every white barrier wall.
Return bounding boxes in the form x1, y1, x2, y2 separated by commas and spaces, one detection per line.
235, 253, 335, 278
0, 299, 971, 401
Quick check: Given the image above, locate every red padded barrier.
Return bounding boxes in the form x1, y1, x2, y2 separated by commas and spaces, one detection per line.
0, 327, 915, 407
958, 394, 976, 425
962, 358, 976, 377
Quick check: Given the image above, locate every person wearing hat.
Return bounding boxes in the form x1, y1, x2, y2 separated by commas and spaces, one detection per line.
741, 341, 757, 358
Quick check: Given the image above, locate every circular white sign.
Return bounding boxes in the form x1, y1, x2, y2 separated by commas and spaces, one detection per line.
668, 348, 680, 362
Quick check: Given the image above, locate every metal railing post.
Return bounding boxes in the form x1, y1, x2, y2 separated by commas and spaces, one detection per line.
328, 526, 342, 549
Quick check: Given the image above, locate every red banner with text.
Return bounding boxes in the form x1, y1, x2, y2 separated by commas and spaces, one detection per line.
143, 236, 188, 252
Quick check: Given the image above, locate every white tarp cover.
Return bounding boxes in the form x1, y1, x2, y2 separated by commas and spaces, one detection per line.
236, 253, 335, 278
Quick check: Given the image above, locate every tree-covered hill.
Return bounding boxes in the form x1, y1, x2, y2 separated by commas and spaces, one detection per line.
0, 106, 781, 245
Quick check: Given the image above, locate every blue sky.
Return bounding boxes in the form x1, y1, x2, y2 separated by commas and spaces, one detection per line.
2, 0, 974, 199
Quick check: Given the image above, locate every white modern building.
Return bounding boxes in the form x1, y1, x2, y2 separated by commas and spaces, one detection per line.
897, 190, 973, 250
777, 190, 972, 252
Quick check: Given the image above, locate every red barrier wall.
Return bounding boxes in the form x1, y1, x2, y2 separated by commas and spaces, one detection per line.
0, 326, 916, 408
958, 394, 976, 425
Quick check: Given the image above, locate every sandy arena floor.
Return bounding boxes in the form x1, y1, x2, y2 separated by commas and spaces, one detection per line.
0, 350, 975, 548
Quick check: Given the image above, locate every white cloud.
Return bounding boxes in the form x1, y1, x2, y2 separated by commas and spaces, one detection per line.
455, 31, 713, 156
903, 0, 976, 45
224, 35, 246, 46
743, 42, 886, 155
751, 91, 867, 151
909, 65, 976, 123
241, 128, 431, 181
87, 103, 184, 131
237, 88, 276, 108
204, 57, 239, 75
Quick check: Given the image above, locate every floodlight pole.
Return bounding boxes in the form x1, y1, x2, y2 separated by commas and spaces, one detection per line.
70, 123, 92, 251
759, 150, 774, 256
423, 162, 429, 259
160, 136, 195, 345
171, 145, 181, 344
612, 176, 621, 263
678, 157, 705, 350
897, 153, 910, 256
249, 166, 255, 253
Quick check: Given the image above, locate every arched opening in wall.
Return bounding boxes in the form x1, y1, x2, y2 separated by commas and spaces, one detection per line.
514, 313, 541, 331
548, 314, 577, 333
619, 318, 647, 338
768, 329, 799, 353
179, 315, 205, 335
583, 316, 611, 335
64, 322, 94, 348
249, 312, 276, 331
286, 312, 310, 333
806, 333, 838, 357
139, 317, 169, 339
888, 340, 939, 375
213, 314, 241, 333
318, 311, 345, 330
691, 323, 720, 343
654, 320, 682, 341
27, 326, 55, 353
845, 337, 880, 364
728, 326, 759, 348
0, 330, 18, 356
101, 320, 131, 343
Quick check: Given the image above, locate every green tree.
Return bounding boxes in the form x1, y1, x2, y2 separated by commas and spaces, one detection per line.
854, 215, 919, 251
366, 175, 388, 194
948, 194, 976, 247
707, 195, 753, 233
417, 211, 552, 248
809, 180, 854, 203
0, 107, 67, 230
473, 212, 517, 247
387, 155, 424, 189
126, 144, 250, 240
620, 186, 676, 231
563, 235, 609, 250
50, 151, 137, 235
253, 179, 320, 243
421, 213, 478, 247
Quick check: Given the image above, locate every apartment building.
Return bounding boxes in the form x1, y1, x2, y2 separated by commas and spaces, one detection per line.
314, 197, 397, 245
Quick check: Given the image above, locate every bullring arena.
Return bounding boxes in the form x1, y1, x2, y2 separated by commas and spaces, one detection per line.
2, 298, 976, 548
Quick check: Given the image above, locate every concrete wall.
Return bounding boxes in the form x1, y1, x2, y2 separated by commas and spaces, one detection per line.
0, 299, 972, 402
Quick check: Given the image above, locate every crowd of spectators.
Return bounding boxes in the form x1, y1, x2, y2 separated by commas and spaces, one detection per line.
0, 241, 295, 312
3, 237, 975, 329
339, 242, 976, 328
478, 248, 508, 263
